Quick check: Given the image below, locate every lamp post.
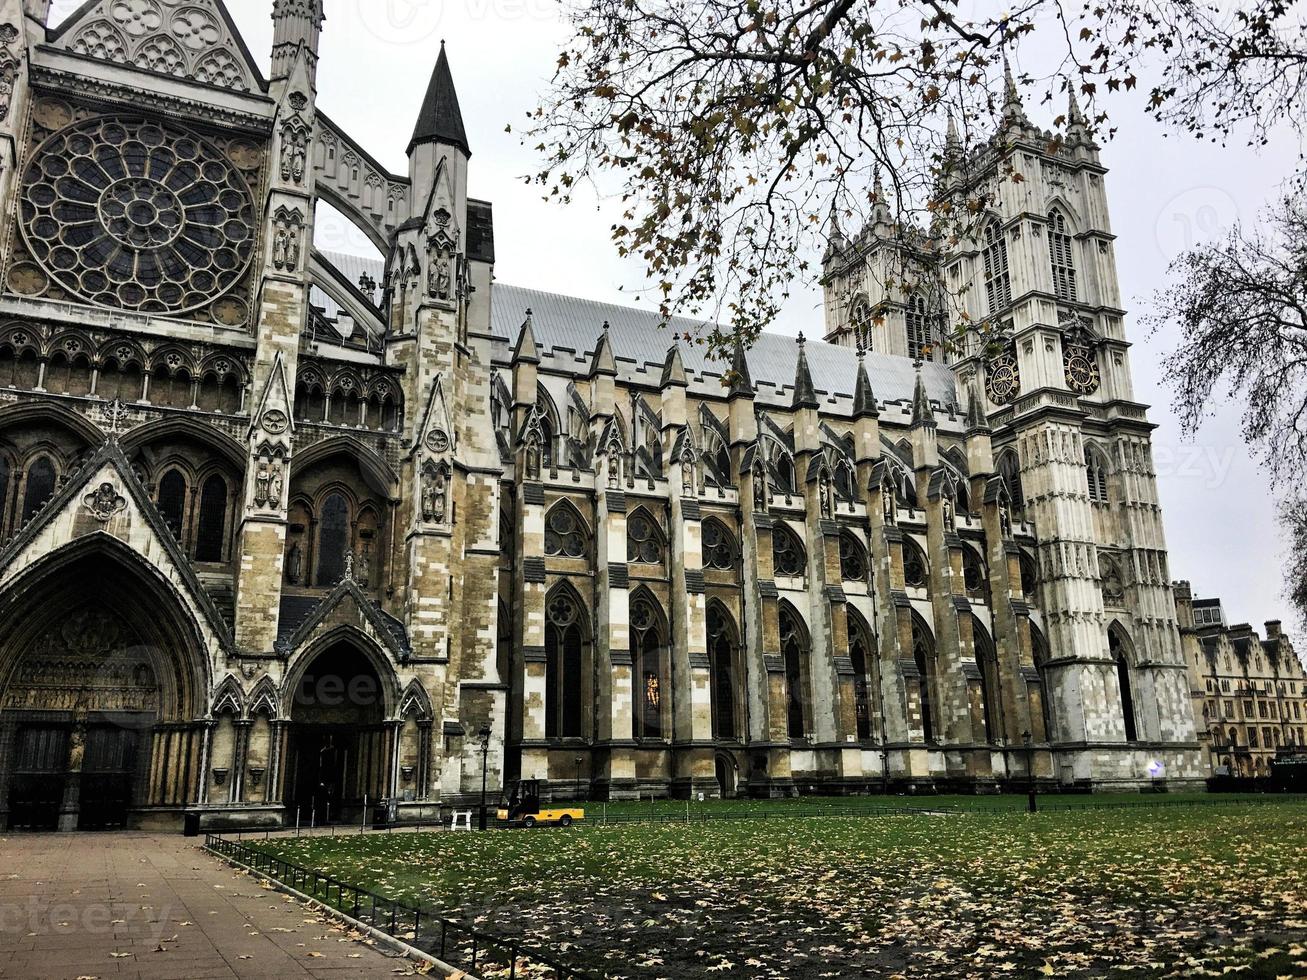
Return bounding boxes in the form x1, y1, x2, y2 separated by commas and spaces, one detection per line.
1022, 730, 1037, 813
478, 723, 492, 831
574, 754, 584, 802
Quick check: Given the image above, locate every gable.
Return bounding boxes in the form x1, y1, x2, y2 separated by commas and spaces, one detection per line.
53, 0, 263, 93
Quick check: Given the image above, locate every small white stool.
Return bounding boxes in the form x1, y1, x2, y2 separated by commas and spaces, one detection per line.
451, 809, 474, 831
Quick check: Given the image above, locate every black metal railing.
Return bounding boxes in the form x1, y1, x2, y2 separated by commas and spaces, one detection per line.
205, 834, 597, 980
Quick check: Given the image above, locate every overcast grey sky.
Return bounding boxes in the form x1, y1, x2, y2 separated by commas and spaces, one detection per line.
48, 0, 1302, 631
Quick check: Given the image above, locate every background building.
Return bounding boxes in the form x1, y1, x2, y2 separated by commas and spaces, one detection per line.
0, 0, 1203, 832
1175, 583, 1307, 776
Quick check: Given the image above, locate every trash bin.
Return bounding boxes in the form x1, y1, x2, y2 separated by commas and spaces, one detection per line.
370, 798, 390, 830
183, 811, 201, 838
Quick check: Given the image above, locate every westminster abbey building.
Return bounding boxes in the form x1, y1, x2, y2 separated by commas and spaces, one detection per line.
0, 0, 1203, 831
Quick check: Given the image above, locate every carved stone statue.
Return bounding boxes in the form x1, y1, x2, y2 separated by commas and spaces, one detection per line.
681, 454, 695, 495
999, 499, 1012, 538
0, 59, 15, 123
272, 228, 288, 270
752, 459, 767, 510
606, 442, 621, 489
287, 540, 303, 584
881, 481, 896, 525
525, 438, 541, 480
357, 547, 371, 587
942, 495, 955, 532
432, 467, 448, 523
287, 228, 301, 269
819, 470, 833, 517
430, 252, 453, 300
268, 465, 284, 508
254, 461, 271, 507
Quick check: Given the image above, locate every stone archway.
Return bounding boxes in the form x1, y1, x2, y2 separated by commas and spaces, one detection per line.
281, 638, 398, 824
0, 546, 208, 831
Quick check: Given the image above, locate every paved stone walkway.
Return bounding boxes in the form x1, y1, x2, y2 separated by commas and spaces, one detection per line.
0, 832, 422, 979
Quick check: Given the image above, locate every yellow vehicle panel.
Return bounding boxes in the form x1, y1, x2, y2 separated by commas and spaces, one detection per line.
495, 807, 585, 826
536, 808, 585, 824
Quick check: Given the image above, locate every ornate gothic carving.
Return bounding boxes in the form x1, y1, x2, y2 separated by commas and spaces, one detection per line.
19, 116, 257, 316
280, 115, 311, 185
272, 206, 304, 273
83, 482, 127, 522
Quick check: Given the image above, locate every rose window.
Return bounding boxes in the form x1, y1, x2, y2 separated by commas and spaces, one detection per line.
20, 116, 255, 315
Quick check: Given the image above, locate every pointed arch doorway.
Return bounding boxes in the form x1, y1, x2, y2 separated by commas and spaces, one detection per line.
0, 544, 209, 831
283, 639, 395, 824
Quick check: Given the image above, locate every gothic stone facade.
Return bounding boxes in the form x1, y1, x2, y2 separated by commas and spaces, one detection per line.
0, 1, 1201, 832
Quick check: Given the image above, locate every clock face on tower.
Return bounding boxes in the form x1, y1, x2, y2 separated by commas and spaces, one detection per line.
985, 346, 1021, 405
1064, 345, 1102, 395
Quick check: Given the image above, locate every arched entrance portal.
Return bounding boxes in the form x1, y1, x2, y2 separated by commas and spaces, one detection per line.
284, 641, 394, 824
0, 546, 207, 831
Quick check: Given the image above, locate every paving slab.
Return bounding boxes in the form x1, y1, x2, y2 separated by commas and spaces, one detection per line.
0, 832, 422, 980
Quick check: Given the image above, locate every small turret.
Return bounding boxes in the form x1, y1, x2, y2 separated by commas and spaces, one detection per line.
999, 55, 1031, 133
791, 333, 819, 411
727, 337, 754, 401
909, 363, 938, 471
408, 42, 470, 219
271, 0, 326, 86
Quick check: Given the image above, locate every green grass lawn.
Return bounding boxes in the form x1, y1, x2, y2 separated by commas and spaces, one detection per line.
248, 797, 1307, 979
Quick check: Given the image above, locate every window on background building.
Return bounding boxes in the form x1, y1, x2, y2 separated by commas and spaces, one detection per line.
780, 606, 809, 739
850, 622, 874, 741
157, 469, 187, 541
982, 221, 1012, 313
630, 597, 666, 740
21, 456, 56, 524
1048, 209, 1078, 301
903, 539, 929, 589
905, 293, 939, 362
316, 492, 350, 586
839, 532, 867, 583
772, 524, 806, 578
706, 604, 738, 740
913, 618, 936, 743
194, 474, 228, 563
1248, 727, 1258, 747
1085, 447, 1110, 504
702, 519, 736, 571
545, 591, 585, 739
543, 504, 587, 558
626, 510, 664, 565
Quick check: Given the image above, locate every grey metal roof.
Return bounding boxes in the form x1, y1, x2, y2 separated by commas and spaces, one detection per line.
312, 251, 958, 408
491, 284, 957, 407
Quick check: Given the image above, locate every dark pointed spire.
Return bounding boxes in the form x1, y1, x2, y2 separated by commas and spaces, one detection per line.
823, 202, 847, 262
965, 383, 990, 434
852, 349, 878, 420
1066, 87, 1089, 146
660, 343, 688, 388
911, 363, 936, 428
512, 309, 539, 364
409, 41, 470, 157
1000, 54, 1030, 130
870, 169, 892, 226
589, 321, 617, 378
792, 333, 819, 410
728, 337, 754, 400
